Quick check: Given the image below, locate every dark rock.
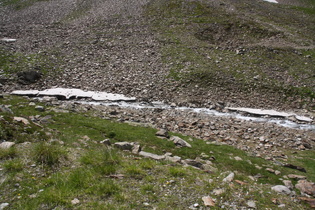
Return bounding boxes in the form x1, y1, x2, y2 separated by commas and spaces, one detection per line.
114, 142, 134, 151
182, 159, 203, 169
17, 71, 42, 84
284, 164, 306, 173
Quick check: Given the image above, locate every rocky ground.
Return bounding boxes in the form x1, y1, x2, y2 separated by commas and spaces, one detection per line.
1, 0, 314, 111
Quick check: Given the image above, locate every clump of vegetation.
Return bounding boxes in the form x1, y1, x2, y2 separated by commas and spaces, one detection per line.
32, 142, 67, 167
0, 147, 17, 160
80, 147, 121, 175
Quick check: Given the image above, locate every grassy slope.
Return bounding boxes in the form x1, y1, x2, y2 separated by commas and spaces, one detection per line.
0, 95, 314, 209
145, 0, 315, 104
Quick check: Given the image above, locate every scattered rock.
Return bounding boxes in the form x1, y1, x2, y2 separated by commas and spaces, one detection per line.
139, 151, 165, 160
223, 172, 235, 183
114, 142, 134, 151
202, 196, 215, 207
155, 129, 169, 138
213, 189, 225, 195
170, 136, 192, 148
234, 156, 242, 161
283, 180, 293, 190
287, 174, 307, 180
246, 200, 256, 208
165, 155, 182, 163
35, 106, 45, 112
284, 164, 306, 173
266, 168, 275, 173
131, 143, 141, 154
0, 105, 13, 114
71, 198, 80, 205
17, 71, 42, 84
13, 117, 30, 125
0, 203, 9, 210
295, 180, 315, 197
271, 185, 292, 195
0, 142, 15, 149
182, 159, 203, 169
298, 197, 315, 208
100, 139, 111, 145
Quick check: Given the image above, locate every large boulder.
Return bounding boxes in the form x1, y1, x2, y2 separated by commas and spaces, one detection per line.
17, 71, 41, 84
296, 180, 315, 197
170, 136, 192, 148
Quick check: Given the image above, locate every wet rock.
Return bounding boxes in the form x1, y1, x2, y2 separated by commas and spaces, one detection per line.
271, 185, 292, 195
295, 180, 315, 197
170, 136, 192, 148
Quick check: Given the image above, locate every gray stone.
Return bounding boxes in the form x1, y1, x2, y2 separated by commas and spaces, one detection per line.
247, 200, 256, 208
271, 185, 291, 195
138, 151, 165, 160
165, 155, 181, 163
295, 180, 315, 197
283, 180, 293, 190
17, 71, 42, 84
0, 142, 15, 149
0, 105, 13, 114
0, 203, 9, 210
170, 136, 192, 148
35, 106, 45, 112
132, 143, 141, 154
155, 129, 169, 138
114, 142, 134, 151
223, 172, 235, 183
234, 156, 242, 161
182, 159, 203, 169
287, 174, 307, 180
100, 139, 111, 145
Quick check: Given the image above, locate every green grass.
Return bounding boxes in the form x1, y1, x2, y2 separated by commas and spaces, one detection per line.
0, 47, 60, 78
145, 0, 315, 103
32, 142, 67, 167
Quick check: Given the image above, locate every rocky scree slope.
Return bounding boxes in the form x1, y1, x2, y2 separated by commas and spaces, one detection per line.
0, 0, 314, 111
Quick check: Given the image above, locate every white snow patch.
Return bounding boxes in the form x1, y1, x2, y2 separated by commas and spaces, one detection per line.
1, 38, 17, 42
227, 107, 313, 123
263, 0, 278, 3
11, 88, 136, 101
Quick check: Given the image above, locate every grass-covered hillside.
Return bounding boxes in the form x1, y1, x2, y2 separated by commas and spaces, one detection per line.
0, 95, 314, 209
